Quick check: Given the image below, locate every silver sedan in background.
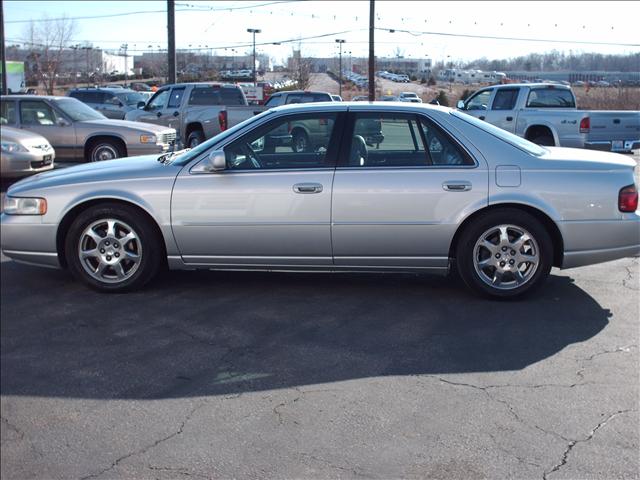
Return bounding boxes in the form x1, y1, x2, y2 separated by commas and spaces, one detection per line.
1, 126, 55, 178
1, 103, 638, 298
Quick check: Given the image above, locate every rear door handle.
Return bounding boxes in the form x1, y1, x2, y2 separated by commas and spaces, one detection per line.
173, 111, 179, 117
293, 183, 323, 194
479, 116, 485, 120
506, 116, 513, 121
156, 112, 162, 117
443, 181, 472, 192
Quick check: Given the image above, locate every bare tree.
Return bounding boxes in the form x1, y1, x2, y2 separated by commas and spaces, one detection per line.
25, 15, 77, 94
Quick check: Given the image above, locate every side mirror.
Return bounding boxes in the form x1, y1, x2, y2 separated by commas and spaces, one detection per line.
137, 101, 146, 109
208, 150, 226, 172
456, 100, 465, 109
57, 117, 71, 127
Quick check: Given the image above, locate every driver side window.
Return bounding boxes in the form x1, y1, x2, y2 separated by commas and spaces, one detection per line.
465, 90, 492, 111
224, 113, 337, 171
147, 90, 169, 110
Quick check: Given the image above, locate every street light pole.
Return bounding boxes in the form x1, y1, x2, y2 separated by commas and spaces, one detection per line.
335, 39, 345, 97
247, 28, 261, 86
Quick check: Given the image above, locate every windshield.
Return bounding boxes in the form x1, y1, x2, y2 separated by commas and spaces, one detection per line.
118, 92, 146, 106
173, 109, 275, 166
451, 110, 547, 156
52, 98, 105, 121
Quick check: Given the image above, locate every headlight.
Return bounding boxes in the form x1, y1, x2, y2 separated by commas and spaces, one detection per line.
139, 134, 157, 144
3, 197, 47, 215
1, 141, 29, 153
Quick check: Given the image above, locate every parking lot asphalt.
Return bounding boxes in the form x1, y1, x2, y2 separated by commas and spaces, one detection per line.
1, 252, 638, 479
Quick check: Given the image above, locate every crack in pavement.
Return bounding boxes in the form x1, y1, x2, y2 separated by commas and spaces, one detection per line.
78, 402, 207, 480
542, 409, 635, 480
147, 464, 212, 479
0, 415, 25, 443
622, 259, 639, 291
578, 344, 638, 363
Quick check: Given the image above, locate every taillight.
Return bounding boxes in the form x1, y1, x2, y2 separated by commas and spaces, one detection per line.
218, 110, 228, 131
619, 184, 638, 212
579, 117, 590, 133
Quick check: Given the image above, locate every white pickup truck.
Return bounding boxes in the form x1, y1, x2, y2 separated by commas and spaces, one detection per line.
457, 83, 640, 152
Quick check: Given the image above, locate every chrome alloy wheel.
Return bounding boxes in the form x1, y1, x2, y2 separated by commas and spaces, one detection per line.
78, 219, 142, 284
91, 144, 119, 162
473, 224, 540, 290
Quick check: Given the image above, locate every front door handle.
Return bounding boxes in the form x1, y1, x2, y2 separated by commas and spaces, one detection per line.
173, 111, 179, 117
442, 181, 472, 192
156, 112, 162, 117
506, 116, 513, 121
293, 183, 323, 194
479, 115, 485, 120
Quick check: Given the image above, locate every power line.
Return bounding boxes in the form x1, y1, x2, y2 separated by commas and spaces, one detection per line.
376, 27, 640, 48
4, 1, 303, 24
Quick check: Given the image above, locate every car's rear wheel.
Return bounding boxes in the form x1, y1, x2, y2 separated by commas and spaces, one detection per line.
187, 130, 205, 148
291, 130, 309, 153
88, 139, 125, 162
65, 203, 163, 292
531, 135, 554, 146
456, 209, 553, 298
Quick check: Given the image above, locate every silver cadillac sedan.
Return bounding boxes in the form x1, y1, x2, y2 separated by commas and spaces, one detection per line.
1, 103, 639, 298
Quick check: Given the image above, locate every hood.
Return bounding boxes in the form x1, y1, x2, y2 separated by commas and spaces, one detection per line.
1, 126, 50, 143
7, 154, 182, 195
80, 118, 172, 133
540, 147, 637, 171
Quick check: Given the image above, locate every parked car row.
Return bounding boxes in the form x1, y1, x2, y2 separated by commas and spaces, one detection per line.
342, 71, 369, 89
377, 71, 411, 83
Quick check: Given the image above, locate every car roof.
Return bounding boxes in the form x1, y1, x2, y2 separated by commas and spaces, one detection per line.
276, 90, 332, 95
1, 94, 68, 100
268, 101, 448, 115
161, 82, 241, 89
69, 87, 137, 93
490, 82, 572, 89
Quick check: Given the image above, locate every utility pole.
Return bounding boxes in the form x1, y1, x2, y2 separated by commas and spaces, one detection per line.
247, 28, 261, 86
368, 0, 375, 101
335, 39, 345, 97
70, 45, 79, 88
167, 0, 176, 84
121, 43, 128, 87
1, 0, 7, 95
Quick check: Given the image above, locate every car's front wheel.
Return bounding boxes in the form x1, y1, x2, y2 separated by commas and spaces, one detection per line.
87, 139, 125, 162
65, 203, 163, 292
456, 209, 553, 298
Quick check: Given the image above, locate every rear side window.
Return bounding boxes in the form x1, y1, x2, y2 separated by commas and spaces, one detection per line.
1, 100, 17, 124
492, 89, 519, 110
189, 87, 222, 106
220, 87, 245, 105
419, 117, 474, 166
526, 88, 575, 108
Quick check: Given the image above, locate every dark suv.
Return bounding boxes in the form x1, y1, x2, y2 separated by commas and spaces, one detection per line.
67, 88, 148, 119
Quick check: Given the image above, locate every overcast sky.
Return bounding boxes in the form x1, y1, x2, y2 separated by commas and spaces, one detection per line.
4, 1, 640, 64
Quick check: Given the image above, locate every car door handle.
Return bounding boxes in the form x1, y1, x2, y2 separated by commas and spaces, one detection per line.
442, 181, 472, 192
156, 112, 162, 117
293, 183, 323, 194
173, 111, 179, 117
506, 116, 513, 121
479, 116, 485, 120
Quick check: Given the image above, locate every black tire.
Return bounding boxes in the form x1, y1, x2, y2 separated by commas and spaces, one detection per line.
531, 135, 554, 146
291, 130, 309, 153
87, 139, 126, 162
187, 130, 205, 148
65, 203, 163, 292
456, 208, 553, 299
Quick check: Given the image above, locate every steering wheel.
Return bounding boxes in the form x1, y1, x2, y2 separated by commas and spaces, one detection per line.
240, 143, 262, 169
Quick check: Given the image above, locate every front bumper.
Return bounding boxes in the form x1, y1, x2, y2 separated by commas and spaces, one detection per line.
559, 214, 640, 268
0, 150, 55, 178
0, 214, 60, 268
127, 143, 172, 157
